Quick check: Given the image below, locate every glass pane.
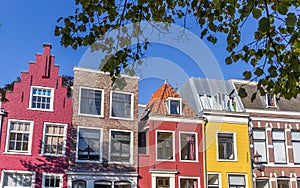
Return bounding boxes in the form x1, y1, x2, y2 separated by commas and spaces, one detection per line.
157, 132, 173, 160
272, 131, 285, 140
253, 142, 267, 162
292, 131, 300, 141
273, 142, 287, 163
111, 92, 132, 118
208, 174, 219, 185
170, 100, 180, 114
292, 142, 300, 163
229, 175, 245, 185
253, 130, 266, 139
256, 180, 269, 188
218, 133, 234, 160
180, 179, 197, 188
72, 180, 86, 188
277, 180, 289, 188
180, 133, 196, 160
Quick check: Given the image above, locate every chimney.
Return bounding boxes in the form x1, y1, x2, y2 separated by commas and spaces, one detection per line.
43, 43, 52, 56
42, 44, 52, 78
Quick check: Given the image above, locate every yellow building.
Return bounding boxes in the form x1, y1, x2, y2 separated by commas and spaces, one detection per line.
180, 78, 253, 188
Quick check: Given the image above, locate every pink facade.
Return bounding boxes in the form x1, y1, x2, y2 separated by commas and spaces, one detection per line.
0, 44, 72, 188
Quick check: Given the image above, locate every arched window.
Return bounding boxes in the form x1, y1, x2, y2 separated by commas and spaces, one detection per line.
72, 180, 86, 188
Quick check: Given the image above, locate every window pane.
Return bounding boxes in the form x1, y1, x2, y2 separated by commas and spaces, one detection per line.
78, 128, 101, 161
157, 132, 173, 160
180, 133, 196, 160
180, 178, 198, 188
273, 131, 285, 140
111, 92, 132, 118
253, 130, 266, 139
3, 172, 32, 187
218, 133, 234, 160
110, 131, 131, 162
229, 175, 245, 186
297, 180, 300, 188
170, 100, 180, 115
156, 177, 169, 188
273, 142, 287, 163
80, 89, 102, 115
292, 132, 300, 141
44, 124, 65, 155
31, 87, 52, 110
256, 180, 269, 188
292, 142, 300, 163
115, 181, 131, 188
253, 142, 267, 162
8, 121, 31, 153
44, 175, 61, 188
208, 174, 219, 187
72, 180, 86, 188
277, 180, 289, 188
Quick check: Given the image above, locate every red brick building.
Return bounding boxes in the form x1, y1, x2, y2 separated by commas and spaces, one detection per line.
233, 80, 300, 188
138, 82, 204, 188
0, 44, 72, 188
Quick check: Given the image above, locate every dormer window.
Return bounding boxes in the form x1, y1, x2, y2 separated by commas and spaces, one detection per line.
166, 97, 182, 115
266, 94, 277, 108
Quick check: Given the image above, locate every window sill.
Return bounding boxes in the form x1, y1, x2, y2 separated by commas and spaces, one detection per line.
41, 153, 66, 157
217, 159, 237, 162
109, 116, 134, 121
75, 159, 102, 163
108, 161, 133, 165
3, 152, 32, 156
27, 108, 54, 112
179, 160, 199, 163
156, 159, 175, 162
78, 113, 104, 118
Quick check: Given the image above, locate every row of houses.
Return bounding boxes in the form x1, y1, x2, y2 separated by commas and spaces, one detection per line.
0, 44, 299, 188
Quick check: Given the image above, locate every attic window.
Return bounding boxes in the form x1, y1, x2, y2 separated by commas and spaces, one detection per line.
166, 97, 182, 115
266, 94, 276, 108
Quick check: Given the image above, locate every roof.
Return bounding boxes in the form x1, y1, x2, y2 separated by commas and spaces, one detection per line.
142, 82, 197, 117
179, 78, 245, 113
233, 81, 300, 112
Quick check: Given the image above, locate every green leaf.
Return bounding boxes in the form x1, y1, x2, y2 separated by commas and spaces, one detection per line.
238, 87, 247, 98
286, 13, 297, 27
252, 8, 261, 19
278, 4, 288, 15
258, 17, 270, 33
243, 71, 252, 80
251, 92, 257, 102
254, 67, 264, 76
225, 57, 232, 65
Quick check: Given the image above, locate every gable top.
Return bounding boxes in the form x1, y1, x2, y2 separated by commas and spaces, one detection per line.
144, 82, 196, 117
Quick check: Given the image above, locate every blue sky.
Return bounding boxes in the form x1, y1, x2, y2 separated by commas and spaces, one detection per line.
0, 1, 253, 104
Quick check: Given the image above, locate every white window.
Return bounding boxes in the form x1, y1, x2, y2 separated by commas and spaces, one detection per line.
253, 129, 267, 163
110, 91, 133, 119
180, 132, 197, 161
29, 86, 54, 110
156, 131, 174, 160
218, 132, 235, 160
2, 170, 35, 188
266, 94, 276, 108
79, 87, 104, 116
77, 127, 102, 162
156, 177, 170, 188
179, 177, 199, 188
291, 131, 300, 164
109, 130, 132, 163
228, 174, 246, 188
272, 130, 287, 163
166, 97, 182, 115
5, 120, 33, 154
42, 123, 67, 156
277, 180, 290, 188
72, 180, 86, 188
256, 179, 269, 188
207, 174, 220, 188
42, 174, 63, 188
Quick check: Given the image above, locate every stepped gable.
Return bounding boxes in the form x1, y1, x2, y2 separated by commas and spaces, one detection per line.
145, 82, 197, 116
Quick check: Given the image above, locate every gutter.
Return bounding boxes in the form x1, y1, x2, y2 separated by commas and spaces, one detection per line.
203, 117, 208, 188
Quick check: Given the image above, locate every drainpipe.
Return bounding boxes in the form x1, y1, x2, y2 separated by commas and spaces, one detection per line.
203, 117, 208, 188
248, 116, 254, 188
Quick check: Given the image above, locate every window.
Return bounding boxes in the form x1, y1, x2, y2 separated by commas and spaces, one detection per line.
277, 180, 290, 188
77, 127, 101, 161
266, 94, 276, 108
94, 180, 111, 188
79, 88, 103, 116
166, 98, 182, 115
157, 131, 174, 160
256, 180, 269, 188
6, 120, 32, 154
179, 178, 198, 188
228, 175, 246, 188
2, 171, 34, 187
29, 86, 54, 110
72, 180, 86, 188
207, 174, 220, 188
156, 177, 169, 188
218, 133, 235, 160
110, 91, 133, 119
272, 130, 287, 163
180, 133, 197, 161
253, 129, 267, 163
110, 130, 132, 163
42, 123, 66, 156
42, 174, 62, 188
297, 180, 300, 188
115, 181, 131, 188
292, 131, 300, 164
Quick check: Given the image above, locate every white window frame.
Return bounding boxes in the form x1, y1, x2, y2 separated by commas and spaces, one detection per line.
151, 173, 175, 188
42, 173, 63, 188
41, 122, 67, 157
166, 97, 182, 115
227, 173, 247, 188
217, 131, 237, 161
76, 126, 103, 163
266, 94, 277, 108
108, 129, 133, 164
276, 179, 290, 188
78, 87, 104, 117
28, 86, 54, 111
291, 131, 300, 164
1, 170, 35, 188
178, 176, 200, 188
255, 179, 270, 188
272, 129, 287, 164
109, 90, 134, 120
252, 129, 268, 163
207, 173, 221, 188
179, 131, 198, 162
4, 119, 34, 155
156, 130, 175, 161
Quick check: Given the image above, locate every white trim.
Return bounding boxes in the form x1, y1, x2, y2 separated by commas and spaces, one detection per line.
250, 116, 300, 123
246, 109, 300, 116
203, 112, 249, 124
41, 122, 67, 157
207, 172, 221, 188
156, 130, 175, 162
42, 173, 63, 188
108, 129, 133, 164
109, 90, 134, 120
149, 114, 203, 124
178, 176, 200, 188
166, 97, 182, 115
73, 66, 139, 79
151, 173, 175, 188
76, 126, 103, 163
28, 86, 54, 112
179, 131, 198, 162
216, 131, 237, 162
4, 119, 34, 155
1, 170, 36, 188
78, 87, 105, 118
227, 173, 248, 188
